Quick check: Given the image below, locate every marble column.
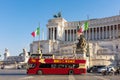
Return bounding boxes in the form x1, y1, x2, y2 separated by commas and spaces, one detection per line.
90, 28, 92, 40
87, 29, 89, 40
111, 25, 113, 39
48, 28, 50, 40
105, 26, 107, 39
102, 27, 104, 39
113, 25, 115, 39
116, 25, 118, 38
95, 28, 97, 40
50, 28, 52, 40
85, 30, 88, 40
73, 29, 75, 41
49, 28, 50, 39
70, 29, 71, 41
92, 28, 94, 40
51, 28, 53, 40
88, 28, 90, 41
89, 28, 91, 40
75, 29, 77, 41
55, 27, 57, 40
64, 30, 65, 41
72, 29, 73, 41
56, 27, 58, 39
67, 30, 68, 41
109, 26, 111, 39
99, 27, 101, 40
53, 27, 55, 40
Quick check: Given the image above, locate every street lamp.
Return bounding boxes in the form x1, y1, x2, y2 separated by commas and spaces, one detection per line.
116, 44, 120, 66
0, 54, 1, 58
87, 43, 91, 68
52, 42, 55, 53
73, 46, 76, 58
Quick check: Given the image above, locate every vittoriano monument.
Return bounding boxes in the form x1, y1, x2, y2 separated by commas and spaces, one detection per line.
76, 34, 87, 59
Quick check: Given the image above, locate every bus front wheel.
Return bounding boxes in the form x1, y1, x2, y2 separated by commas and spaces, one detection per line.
37, 70, 42, 75
69, 70, 74, 75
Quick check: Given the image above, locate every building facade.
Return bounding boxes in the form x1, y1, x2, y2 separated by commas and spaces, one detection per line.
3, 48, 29, 64
30, 15, 120, 67
47, 15, 120, 41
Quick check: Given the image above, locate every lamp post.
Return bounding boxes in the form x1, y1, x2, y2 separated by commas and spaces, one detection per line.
0, 54, 1, 61
52, 41, 55, 54
73, 46, 76, 58
86, 42, 91, 68
116, 44, 120, 66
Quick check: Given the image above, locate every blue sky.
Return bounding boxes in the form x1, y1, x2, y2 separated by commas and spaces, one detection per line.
0, 0, 120, 58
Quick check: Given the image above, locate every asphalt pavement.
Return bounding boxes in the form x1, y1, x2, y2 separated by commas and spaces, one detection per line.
0, 69, 120, 80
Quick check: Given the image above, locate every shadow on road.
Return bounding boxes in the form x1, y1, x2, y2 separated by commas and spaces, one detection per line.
0, 73, 26, 76
0, 69, 27, 76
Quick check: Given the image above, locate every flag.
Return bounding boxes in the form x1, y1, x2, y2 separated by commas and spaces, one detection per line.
77, 21, 88, 33
31, 27, 40, 37
84, 21, 88, 30
31, 31, 36, 37
36, 27, 40, 35
77, 26, 83, 33
81, 21, 89, 32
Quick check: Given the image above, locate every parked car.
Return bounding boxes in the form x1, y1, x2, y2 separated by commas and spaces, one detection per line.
114, 66, 120, 75
17, 65, 22, 69
1, 65, 4, 69
97, 67, 106, 73
87, 65, 106, 73
1, 64, 16, 69
98, 66, 115, 73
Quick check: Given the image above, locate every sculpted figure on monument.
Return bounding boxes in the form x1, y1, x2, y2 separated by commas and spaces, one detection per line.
77, 35, 87, 49
53, 12, 62, 18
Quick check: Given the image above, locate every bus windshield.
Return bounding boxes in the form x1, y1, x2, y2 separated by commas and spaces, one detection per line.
30, 54, 41, 59
41, 54, 54, 59
28, 63, 36, 69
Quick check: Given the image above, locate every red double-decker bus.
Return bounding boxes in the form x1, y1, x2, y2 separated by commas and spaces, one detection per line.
27, 54, 86, 75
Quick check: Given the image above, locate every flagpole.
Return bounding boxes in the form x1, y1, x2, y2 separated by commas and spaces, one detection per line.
33, 37, 35, 42
43, 28, 44, 40
38, 22, 41, 54
38, 22, 40, 41
86, 15, 90, 68
119, 10, 120, 15
87, 15, 89, 42
77, 21, 81, 38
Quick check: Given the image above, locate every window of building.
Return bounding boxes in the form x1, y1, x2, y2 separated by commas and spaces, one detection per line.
116, 45, 118, 49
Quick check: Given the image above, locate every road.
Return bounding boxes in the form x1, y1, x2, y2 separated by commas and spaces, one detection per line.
0, 69, 120, 80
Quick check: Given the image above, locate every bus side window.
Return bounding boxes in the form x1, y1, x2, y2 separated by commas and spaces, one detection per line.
64, 65, 67, 68
46, 64, 51, 68
74, 64, 79, 68
39, 64, 51, 68
58, 64, 65, 68
67, 64, 79, 68
51, 64, 56, 68
39, 63, 45, 68
68, 64, 73, 68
